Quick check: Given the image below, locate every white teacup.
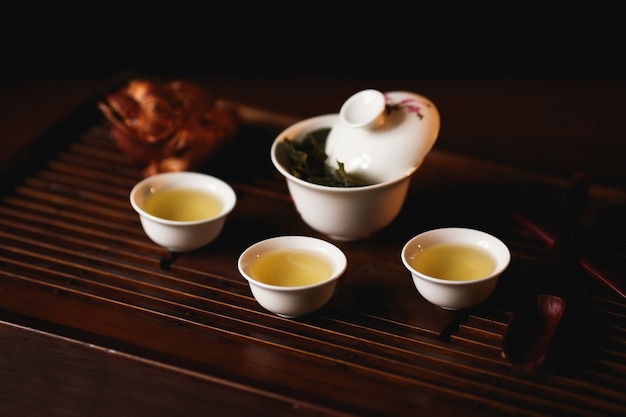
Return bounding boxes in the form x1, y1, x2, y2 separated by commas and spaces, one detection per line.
401, 227, 511, 310
238, 235, 347, 318
130, 171, 237, 252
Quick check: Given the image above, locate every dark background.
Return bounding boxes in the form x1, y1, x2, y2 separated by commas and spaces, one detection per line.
3, 6, 624, 82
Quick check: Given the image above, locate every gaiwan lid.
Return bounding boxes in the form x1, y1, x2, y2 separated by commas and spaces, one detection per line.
325, 89, 441, 183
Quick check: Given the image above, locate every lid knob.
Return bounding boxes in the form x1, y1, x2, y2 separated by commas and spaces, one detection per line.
339, 89, 386, 128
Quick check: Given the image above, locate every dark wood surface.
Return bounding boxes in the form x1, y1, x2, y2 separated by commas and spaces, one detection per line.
1, 75, 626, 416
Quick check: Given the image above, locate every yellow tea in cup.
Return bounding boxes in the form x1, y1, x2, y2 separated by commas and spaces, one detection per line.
250, 249, 334, 287
411, 243, 496, 281
144, 188, 222, 222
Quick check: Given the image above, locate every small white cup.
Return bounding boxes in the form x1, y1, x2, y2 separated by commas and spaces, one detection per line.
401, 227, 511, 310
130, 171, 236, 252
238, 236, 347, 318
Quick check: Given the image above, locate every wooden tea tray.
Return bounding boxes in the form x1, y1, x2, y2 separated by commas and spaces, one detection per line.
1, 82, 625, 417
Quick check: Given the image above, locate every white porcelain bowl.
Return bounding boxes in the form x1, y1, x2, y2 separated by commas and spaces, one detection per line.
238, 236, 347, 318
401, 227, 511, 310
130, 171, 237, 252
270, 114, 415, 241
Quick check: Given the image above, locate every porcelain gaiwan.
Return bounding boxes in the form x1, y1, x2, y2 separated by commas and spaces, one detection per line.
271, 88, 441, 241
325, 89, 441, 183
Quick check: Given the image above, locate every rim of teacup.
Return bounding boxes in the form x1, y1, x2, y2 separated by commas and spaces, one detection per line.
130, 171, 237, 225
238, 235, 348, 291
401, 227, 511, 285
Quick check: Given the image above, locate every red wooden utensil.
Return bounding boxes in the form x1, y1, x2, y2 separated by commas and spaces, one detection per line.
501, 172, 592, 370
